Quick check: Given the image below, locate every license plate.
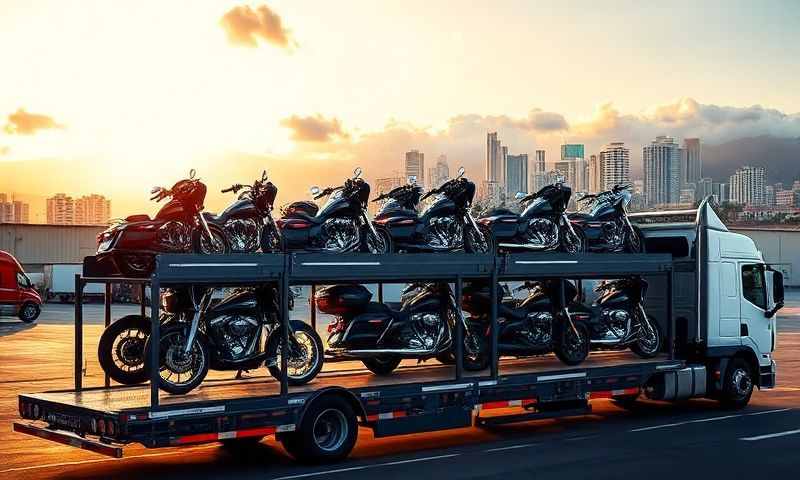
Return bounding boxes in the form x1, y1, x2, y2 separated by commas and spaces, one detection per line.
45, 412, 82, 430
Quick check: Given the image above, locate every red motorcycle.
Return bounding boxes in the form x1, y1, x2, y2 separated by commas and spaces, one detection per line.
96, 169, 230, 277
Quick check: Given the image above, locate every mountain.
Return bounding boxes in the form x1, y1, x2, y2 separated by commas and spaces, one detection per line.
702, 135, 800, 184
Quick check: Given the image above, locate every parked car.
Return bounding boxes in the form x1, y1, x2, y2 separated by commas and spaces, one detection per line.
0, 250, 42, 322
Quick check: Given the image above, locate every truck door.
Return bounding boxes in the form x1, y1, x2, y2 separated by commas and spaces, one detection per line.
739, 263, 772, 358
0, 267, 15, 304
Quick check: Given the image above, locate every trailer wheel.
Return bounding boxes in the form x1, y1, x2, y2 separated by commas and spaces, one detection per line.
281, 395, 357, 464
362, 356, 401, 375
719, 358, 754, 409
18, 302, 40, 323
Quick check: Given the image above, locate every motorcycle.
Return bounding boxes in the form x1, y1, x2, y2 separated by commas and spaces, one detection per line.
477, 181, 585, 253
568, 184, 644, 253
276, 167, 391, 253
566, 277, 661, 358
95, 169, 230, 277
202, 170, 281, 253
459, 279, 590, 370
317, 282, 466, 375
99, 285, 324, 394
373, 167, 494, 253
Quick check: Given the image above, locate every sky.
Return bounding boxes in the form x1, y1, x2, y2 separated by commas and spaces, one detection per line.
1, 0, 799, 220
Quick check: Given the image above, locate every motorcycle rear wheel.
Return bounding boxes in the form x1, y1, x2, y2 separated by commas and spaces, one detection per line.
98, 315, 151, 385
362, 356, 401, 375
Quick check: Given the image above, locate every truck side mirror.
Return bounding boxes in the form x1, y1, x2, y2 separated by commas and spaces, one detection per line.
765, 269, 785, 318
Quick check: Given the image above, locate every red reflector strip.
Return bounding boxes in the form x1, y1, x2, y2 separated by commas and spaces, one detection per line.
589, 387, 639, 399
475, 398, 537, 411
175, 426, 278, 445
366, 410, 408, 422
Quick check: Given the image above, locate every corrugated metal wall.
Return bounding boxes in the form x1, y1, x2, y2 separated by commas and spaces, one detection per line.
0, 224, 104, 271
732, 228, 800, 287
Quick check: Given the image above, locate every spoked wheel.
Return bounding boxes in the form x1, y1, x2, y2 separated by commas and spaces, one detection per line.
192, 224, 230, 255
625, 225, 645, 253
362, 356, 401, 375
560, 225, 587, 254
259, 223, 282, 253
363, 226, 392, 254
18, 302, 40, 323
266, 321, 324, 386
463, 327, 490, 371
630, 312, 662, 359
554, 321, 590, 366
465, 224, 495, 254
145, 325, 209, 395
98, 315, 151, 385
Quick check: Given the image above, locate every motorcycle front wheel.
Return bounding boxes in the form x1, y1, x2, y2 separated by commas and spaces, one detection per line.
554, 321, 590, 366
192, 224, 230, 255
259, 223, 282, 253
630, 313, 662, 358
144, 325, 210, 395
465, 224, 495, 254
560, 225, 587, 254
362, 226, 393, 254
624, 225, 645, 253
266, 321, 324, 385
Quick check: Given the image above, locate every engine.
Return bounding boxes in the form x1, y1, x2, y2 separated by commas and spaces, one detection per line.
400, 313, 444, 350
322, 218, 359, 251
224, 218, 259, 252
207, 314, 260, 361
524, 218, 559, 249
157, 220, 192, 252
426, 215, 463, 248
600, 309, 630, 340
601, 220, 626, 251
521, 311, 553, 346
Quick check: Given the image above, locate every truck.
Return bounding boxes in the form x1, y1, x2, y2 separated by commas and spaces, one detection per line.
0, 250, 42, 322
13, 200, 784, 463
43, 263, 104, 303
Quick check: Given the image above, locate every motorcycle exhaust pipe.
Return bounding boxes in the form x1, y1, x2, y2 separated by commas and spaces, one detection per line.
497, 242, 551, 250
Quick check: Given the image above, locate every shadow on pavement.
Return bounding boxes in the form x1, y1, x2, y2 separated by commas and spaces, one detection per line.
0, 319, 36, 338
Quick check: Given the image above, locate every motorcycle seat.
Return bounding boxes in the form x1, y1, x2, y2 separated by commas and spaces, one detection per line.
202, 212, 222, 222
125, 214, 151, 222
568, 213, 594, 221
282, 212, 323, 224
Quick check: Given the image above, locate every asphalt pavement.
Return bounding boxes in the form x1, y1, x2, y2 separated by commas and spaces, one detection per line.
0, 292, 798, 479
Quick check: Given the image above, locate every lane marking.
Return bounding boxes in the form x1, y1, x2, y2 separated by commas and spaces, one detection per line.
740, 429, 800, 441
630, 408, 792, 432
484, 443, 540, 452
271, 453, 460, 480
0, 445, 218, 474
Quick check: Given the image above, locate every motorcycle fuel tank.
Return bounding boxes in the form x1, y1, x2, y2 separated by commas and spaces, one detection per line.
206, 289, 259, 320
218, 198, 260, 221
420, 196, 457, 222
155, 199, 192, 221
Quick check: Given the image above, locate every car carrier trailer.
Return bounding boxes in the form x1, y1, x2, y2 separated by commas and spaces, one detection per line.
14, 200, 783, 463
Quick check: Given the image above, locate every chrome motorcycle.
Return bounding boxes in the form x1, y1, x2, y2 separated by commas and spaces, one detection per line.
568, 184, 644, 253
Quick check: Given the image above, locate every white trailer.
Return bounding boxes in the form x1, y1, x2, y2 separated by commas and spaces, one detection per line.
43, 264, 104, 302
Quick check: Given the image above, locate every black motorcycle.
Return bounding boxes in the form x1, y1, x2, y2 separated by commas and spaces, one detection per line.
202, 171, 280, 253
99, 286, 323, 394
277, 168, 392, 254
316, 282, 465, 375
95, 169, 230, 277
568, 184, 644, 253
460, 279, 590, 370
373, 167, 494, 253
477, 182, 585, 253
566, 277, 661, 358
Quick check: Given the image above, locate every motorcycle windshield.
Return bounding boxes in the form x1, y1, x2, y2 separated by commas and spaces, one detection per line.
317, 190, 345, 217
420, 194, 449, 216
521, 196, 550, 216
377, 198, 403, 216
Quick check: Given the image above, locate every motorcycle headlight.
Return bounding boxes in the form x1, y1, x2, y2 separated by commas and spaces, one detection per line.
97, 232, 117, 253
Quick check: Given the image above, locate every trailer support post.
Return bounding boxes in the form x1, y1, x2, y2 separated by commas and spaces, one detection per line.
149, 276, 160, 409
455, 275, 463, 380
667, 268, 675, 360
140, 283, 147, 317
490, 267, 499, 379
279, 260, 290, 397
74, 274, 84, 392
104, 282, 112, 388
310, 284, 317, 331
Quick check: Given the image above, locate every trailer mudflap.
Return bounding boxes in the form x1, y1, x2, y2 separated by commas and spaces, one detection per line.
371, 406, 472, 438
13, 421, 123, 458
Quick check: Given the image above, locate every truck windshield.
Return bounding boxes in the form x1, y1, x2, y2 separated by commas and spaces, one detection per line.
742, 264, 767, 310
16, 272, 32, 289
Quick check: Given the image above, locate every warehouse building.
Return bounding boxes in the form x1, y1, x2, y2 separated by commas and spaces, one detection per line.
0, 223, 105, 273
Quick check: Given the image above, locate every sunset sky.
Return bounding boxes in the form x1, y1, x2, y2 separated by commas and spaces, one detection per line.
1, 0, 799, 220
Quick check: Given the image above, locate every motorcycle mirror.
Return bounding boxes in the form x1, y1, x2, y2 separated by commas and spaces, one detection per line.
458, 166, 465, 178
262, 170, 268, 181
514, 191, 526, 200
150, 186, 161, 194
353, 167, 362, 179
408, 175, 417, 185
310, 186, 321, 196
189, 169, 196, 179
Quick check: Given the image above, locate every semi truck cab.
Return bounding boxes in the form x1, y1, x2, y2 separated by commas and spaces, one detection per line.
0, 250, 42, 323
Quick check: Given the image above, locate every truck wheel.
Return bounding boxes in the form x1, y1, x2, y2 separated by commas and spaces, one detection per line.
362, 356, 401, 375
719, 358, 754, 409
281, 395, 358, 464
18, 302, 40, 323
98, 315, 151, 385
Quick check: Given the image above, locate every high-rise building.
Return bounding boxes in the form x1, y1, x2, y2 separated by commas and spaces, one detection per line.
696, 177, 713, 202
12, 201, 30, 223
371, 177, 404, 215
560, 144, 585, 160
599, 142, 630, 192
712, 182, 728, 204
682, 138, 702, 186
534, 150, 546, 173
486, 132, 506, 188
75, 194, 112, 225
776, 189, 797, 207
405, 150, 425, 188
505, 154, 529, 195
480, 180, 504, 207
765, 185, 776, 206
588, 154, 603, 194
679, 187, 696, 206
46, 193, 75, 225
0, 194, 30, 223
557, 144, 587, 192
643, 136, 681, 206
427, 154, 450, 189
729, 166, 766, 206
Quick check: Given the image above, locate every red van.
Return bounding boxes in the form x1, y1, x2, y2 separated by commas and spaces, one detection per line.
0, 250, 42, 322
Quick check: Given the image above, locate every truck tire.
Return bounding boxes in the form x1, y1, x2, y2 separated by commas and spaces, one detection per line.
98, 315, 151, 385
362, 356, 401, 375
719, 358, 754, 409
18, 302, 40, 323
280, 395, 358, 464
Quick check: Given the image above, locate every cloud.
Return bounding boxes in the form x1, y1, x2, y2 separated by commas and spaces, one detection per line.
3, 108, 63, 135
220, 4, 295, 49
280, 114, 349, 142
0, 146, 9, 156
524, 109, 569, 132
